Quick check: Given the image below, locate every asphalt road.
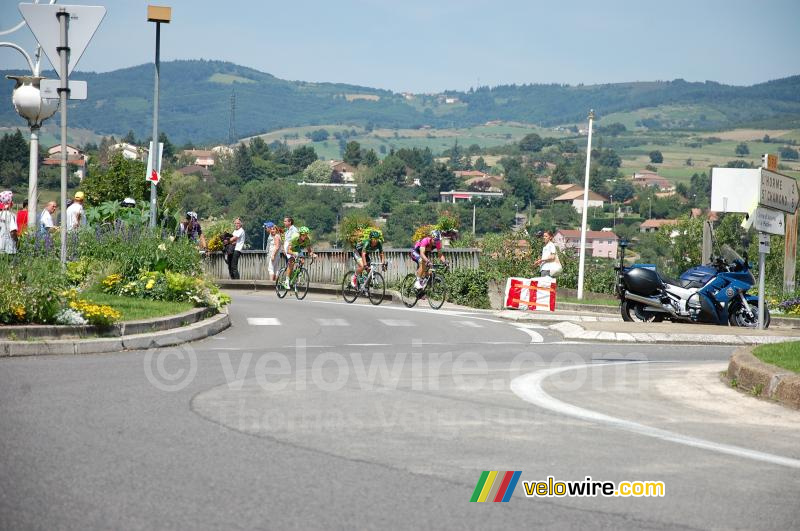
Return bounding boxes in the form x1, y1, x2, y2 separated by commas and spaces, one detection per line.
1, 292, 798, 530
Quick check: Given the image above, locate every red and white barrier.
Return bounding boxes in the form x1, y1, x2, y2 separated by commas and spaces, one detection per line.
504, 277, 557, 312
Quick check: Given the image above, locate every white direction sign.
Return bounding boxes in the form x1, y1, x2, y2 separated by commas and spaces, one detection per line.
752, 207, 785, 235
40, 79, 87, 100
18, 4, 106, 78
759, 168, 800, 214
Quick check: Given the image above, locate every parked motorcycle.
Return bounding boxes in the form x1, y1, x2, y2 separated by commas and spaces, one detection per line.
614, 240, 769, 328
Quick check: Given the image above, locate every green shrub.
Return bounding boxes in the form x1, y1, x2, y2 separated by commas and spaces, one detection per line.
445, 269, 491, 309
0, 258, 68, 324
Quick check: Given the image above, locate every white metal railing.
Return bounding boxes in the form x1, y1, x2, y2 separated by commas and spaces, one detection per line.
204, 248, 481, 283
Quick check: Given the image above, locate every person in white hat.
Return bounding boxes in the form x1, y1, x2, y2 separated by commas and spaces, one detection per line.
0, 190, 19, 254
65, 191, 86, 232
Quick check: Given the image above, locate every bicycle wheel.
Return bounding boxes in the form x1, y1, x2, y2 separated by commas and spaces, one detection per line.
294, 268, 310, 300
427, 275, 447, 309
275, 268, 288, 298
342, 270, 358, 303
399, 274, 419, 308
367, 272, 386, 306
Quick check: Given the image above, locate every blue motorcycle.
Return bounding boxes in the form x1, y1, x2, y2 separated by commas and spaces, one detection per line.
615, 241, 769, 328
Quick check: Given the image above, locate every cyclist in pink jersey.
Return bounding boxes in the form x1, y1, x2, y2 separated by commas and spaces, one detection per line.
410, 229, 448, 289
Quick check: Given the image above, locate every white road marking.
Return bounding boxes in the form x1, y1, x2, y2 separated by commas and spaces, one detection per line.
513, 326, 544, 343
454, 320, 483, 328
510, 362, 800, 470
379, 319, 415, 327
316, 318, 349, 326
247, 318, 281, 326
346, 343, 391, 346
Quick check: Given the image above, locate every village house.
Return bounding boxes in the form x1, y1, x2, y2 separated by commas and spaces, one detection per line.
109, 142, 147, 162
182, 149, 215, 168
440, 190, 504, 203
639, 219, 678, 233
329, 160, 356, 183
552, 187, 606, 212
45, 144, 89, 180
632, 170, 673, 190
554, 229, 619, 258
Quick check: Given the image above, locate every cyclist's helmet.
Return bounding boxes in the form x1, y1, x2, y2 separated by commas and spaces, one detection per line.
298, 226, 311, 235
263, 221, 275, 229
431, 229, 442, 241
369, 230, 381, 240
186, 211, 198, 220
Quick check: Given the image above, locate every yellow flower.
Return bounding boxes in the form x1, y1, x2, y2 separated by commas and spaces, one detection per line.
146, 279, 155, 290
158, 243, 167, 251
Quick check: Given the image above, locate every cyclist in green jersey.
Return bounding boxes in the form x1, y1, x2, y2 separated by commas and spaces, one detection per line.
284, 226, 316, 288
351, 229, 386, 287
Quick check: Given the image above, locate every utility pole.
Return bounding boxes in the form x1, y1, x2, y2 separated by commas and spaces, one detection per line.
577, 110, 594, 300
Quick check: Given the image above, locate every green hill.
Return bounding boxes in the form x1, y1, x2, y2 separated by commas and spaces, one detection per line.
1, 60, 799, 144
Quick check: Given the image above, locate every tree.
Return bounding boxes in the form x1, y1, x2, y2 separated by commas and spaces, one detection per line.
361, 149, 379, 168
597, 122, 627, 136
735, 142, 750, 157
779, 146, 799, 160
343, 141, 362, 166
367, 155, 407, 186
249, 137, 271, 160
302, 160, 332, 182
610, 179, 635, 202
763, 134, 771, 143
648, 150, 663, 164
306, 129, 330, 142
419, 162, 455, 200
122, 130, 137, 145
234, 143, 258, 182
289, 145, 318, 174
474, 156, 489, 172
518, 133, 544, 153
448, 140, 465, 170
551, 164, 571, 185
506, 167, 537, 206
81, 153, 150, 204
595, 148, 622, 168
158, 132, 175, 161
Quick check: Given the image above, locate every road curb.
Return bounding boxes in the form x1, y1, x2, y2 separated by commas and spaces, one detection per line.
496, 310, 800, 345
726, 347, 800, 409
217, 279, 401, 304
0, 311, 230, 357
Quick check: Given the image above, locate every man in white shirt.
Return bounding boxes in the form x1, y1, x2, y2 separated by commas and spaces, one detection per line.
0, 190, 18, 254
228, 217, 245, 279
39, 201, 58, 234
65, 191, 86, 232
283, 216, 298, 255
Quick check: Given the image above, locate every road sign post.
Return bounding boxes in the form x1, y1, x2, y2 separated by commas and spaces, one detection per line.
19, 3, 106, 265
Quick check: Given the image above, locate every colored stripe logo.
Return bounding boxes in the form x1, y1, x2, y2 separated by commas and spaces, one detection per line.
470, 471, 521, 502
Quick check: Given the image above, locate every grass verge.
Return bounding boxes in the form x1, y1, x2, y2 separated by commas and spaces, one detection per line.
752, 342, 800, 373
83, 289, 195, 322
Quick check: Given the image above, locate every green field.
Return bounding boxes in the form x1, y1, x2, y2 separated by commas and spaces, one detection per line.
753, 341, 800, 373
249, 122, 567, 161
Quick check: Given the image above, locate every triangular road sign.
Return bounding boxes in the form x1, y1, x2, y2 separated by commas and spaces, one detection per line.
18, 3, 106, 78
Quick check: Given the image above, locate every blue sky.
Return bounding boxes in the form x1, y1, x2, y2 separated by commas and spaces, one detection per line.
1, 0, 799, 93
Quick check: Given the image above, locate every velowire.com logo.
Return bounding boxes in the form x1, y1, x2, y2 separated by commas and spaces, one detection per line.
470, 471, 522, 503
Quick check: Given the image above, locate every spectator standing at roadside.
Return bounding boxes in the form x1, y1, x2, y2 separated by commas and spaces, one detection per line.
39, 201, 58, 234
0, 191, 19, 255
16, 200, 28, 234
228, 217, 245, 279
65, 191, 86, 232
283, 216, 298, 258
264, 221, 282, 281
180, 211, 206, 249
534, 229, 561, 277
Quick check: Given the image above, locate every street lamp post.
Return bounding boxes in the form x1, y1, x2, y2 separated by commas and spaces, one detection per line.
147, 5, 171, 227
3, 37, 57, 231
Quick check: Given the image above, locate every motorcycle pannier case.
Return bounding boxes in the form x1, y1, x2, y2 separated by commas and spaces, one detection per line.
623, 267, 662, 296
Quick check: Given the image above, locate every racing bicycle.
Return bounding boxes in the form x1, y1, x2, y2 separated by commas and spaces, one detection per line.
342, 258, 388, 305
399, 262, 449, 309
276, 254, 314, 300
